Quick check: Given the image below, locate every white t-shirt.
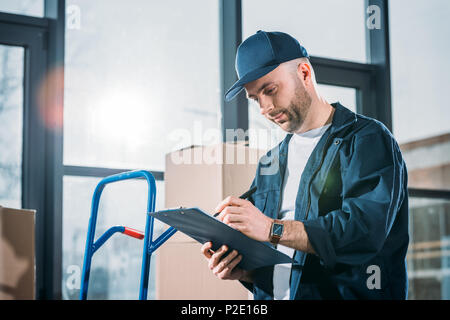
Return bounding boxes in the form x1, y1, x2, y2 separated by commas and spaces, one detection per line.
273, 123, 331, 300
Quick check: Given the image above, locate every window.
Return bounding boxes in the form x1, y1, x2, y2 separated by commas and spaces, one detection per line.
390, 0, 450, 149
0, 45, 24, 209
242, 0, 367, 63
317, 84, 357, 113
389, 0, 450, 299
407, 197, 450, 299
0, 0, 44, 17
64, 0, 221, 171
63, 0, 220, 299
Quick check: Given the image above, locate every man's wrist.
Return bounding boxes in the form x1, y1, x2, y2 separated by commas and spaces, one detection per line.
266, 218, 275, 242
276, 220, 317, 254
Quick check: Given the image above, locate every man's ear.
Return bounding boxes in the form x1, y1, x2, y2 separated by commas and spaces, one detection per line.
297, 62, 312, 84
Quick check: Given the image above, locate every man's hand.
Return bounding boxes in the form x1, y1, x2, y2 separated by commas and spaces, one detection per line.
215, 196, 273, 242
201, 242, 249, 281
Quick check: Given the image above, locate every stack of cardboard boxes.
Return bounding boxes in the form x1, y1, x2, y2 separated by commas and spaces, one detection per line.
0, 206, 35, 299
156, 142, 264, 299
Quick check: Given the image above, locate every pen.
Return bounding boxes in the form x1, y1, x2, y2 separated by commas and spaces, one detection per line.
213, 186, 258, 218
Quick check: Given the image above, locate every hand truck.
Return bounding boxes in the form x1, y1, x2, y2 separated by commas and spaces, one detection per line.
79, 170, 177, 300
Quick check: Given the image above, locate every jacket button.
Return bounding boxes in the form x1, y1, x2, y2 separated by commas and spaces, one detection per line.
334, 139, 340, 145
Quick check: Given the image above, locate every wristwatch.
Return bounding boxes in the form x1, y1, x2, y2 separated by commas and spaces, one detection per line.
269, 219, 284, 245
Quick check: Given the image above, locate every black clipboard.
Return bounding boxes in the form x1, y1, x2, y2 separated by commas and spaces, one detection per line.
149, 207, 294, 270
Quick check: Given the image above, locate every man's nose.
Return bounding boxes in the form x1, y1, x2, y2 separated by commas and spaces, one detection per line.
258, 97, 274, 116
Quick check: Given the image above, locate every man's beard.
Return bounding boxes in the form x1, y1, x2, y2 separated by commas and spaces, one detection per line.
273, 84, 312, 133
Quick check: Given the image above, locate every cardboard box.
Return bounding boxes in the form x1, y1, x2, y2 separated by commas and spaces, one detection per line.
156, 142, 264, 299
0, 206, 35, 300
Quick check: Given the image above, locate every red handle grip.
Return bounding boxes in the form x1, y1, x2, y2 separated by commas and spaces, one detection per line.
122, 227, 145, 240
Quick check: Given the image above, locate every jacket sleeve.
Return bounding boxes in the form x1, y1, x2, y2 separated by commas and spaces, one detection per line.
302, 131, 408, 268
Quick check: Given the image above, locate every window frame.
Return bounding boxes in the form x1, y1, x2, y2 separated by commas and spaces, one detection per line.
0, 6, 54, 299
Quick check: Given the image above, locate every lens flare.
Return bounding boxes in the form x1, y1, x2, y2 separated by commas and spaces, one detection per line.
37, 66, 64, 131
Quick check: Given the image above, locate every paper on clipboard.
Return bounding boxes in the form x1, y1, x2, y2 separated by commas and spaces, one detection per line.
149, 207, 294, 270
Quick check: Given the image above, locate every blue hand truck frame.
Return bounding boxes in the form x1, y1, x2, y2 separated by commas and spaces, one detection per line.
79, 170, 178, 300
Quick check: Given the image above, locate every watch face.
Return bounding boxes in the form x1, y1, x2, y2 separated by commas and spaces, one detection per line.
273, 223, 284, 237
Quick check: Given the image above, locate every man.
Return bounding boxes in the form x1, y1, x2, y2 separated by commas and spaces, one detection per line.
200, 30, 409, 300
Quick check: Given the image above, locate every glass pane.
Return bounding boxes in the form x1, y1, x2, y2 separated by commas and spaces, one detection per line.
407, 197, 450, 299
0, 0, 44, 17
243, 0, 367, 63
248, 85, 357, 152
317, 84, 357, 113
64, 0, 221, 171
62, 175, 165, 300
390, 0, 450, 190
0, 45, 24, 209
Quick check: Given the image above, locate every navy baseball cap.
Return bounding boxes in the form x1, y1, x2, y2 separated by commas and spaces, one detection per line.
225, 30, 309, 102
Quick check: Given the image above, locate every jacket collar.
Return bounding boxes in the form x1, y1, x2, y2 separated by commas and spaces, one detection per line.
328, 102, 358, 135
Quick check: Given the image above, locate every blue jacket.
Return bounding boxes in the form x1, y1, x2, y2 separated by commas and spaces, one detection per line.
243, 102, 409, 300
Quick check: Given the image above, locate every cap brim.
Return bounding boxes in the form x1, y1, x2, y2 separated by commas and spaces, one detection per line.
224, 64, 280, 102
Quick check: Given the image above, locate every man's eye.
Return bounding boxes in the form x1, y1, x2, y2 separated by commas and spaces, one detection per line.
266, 88, 276, 95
